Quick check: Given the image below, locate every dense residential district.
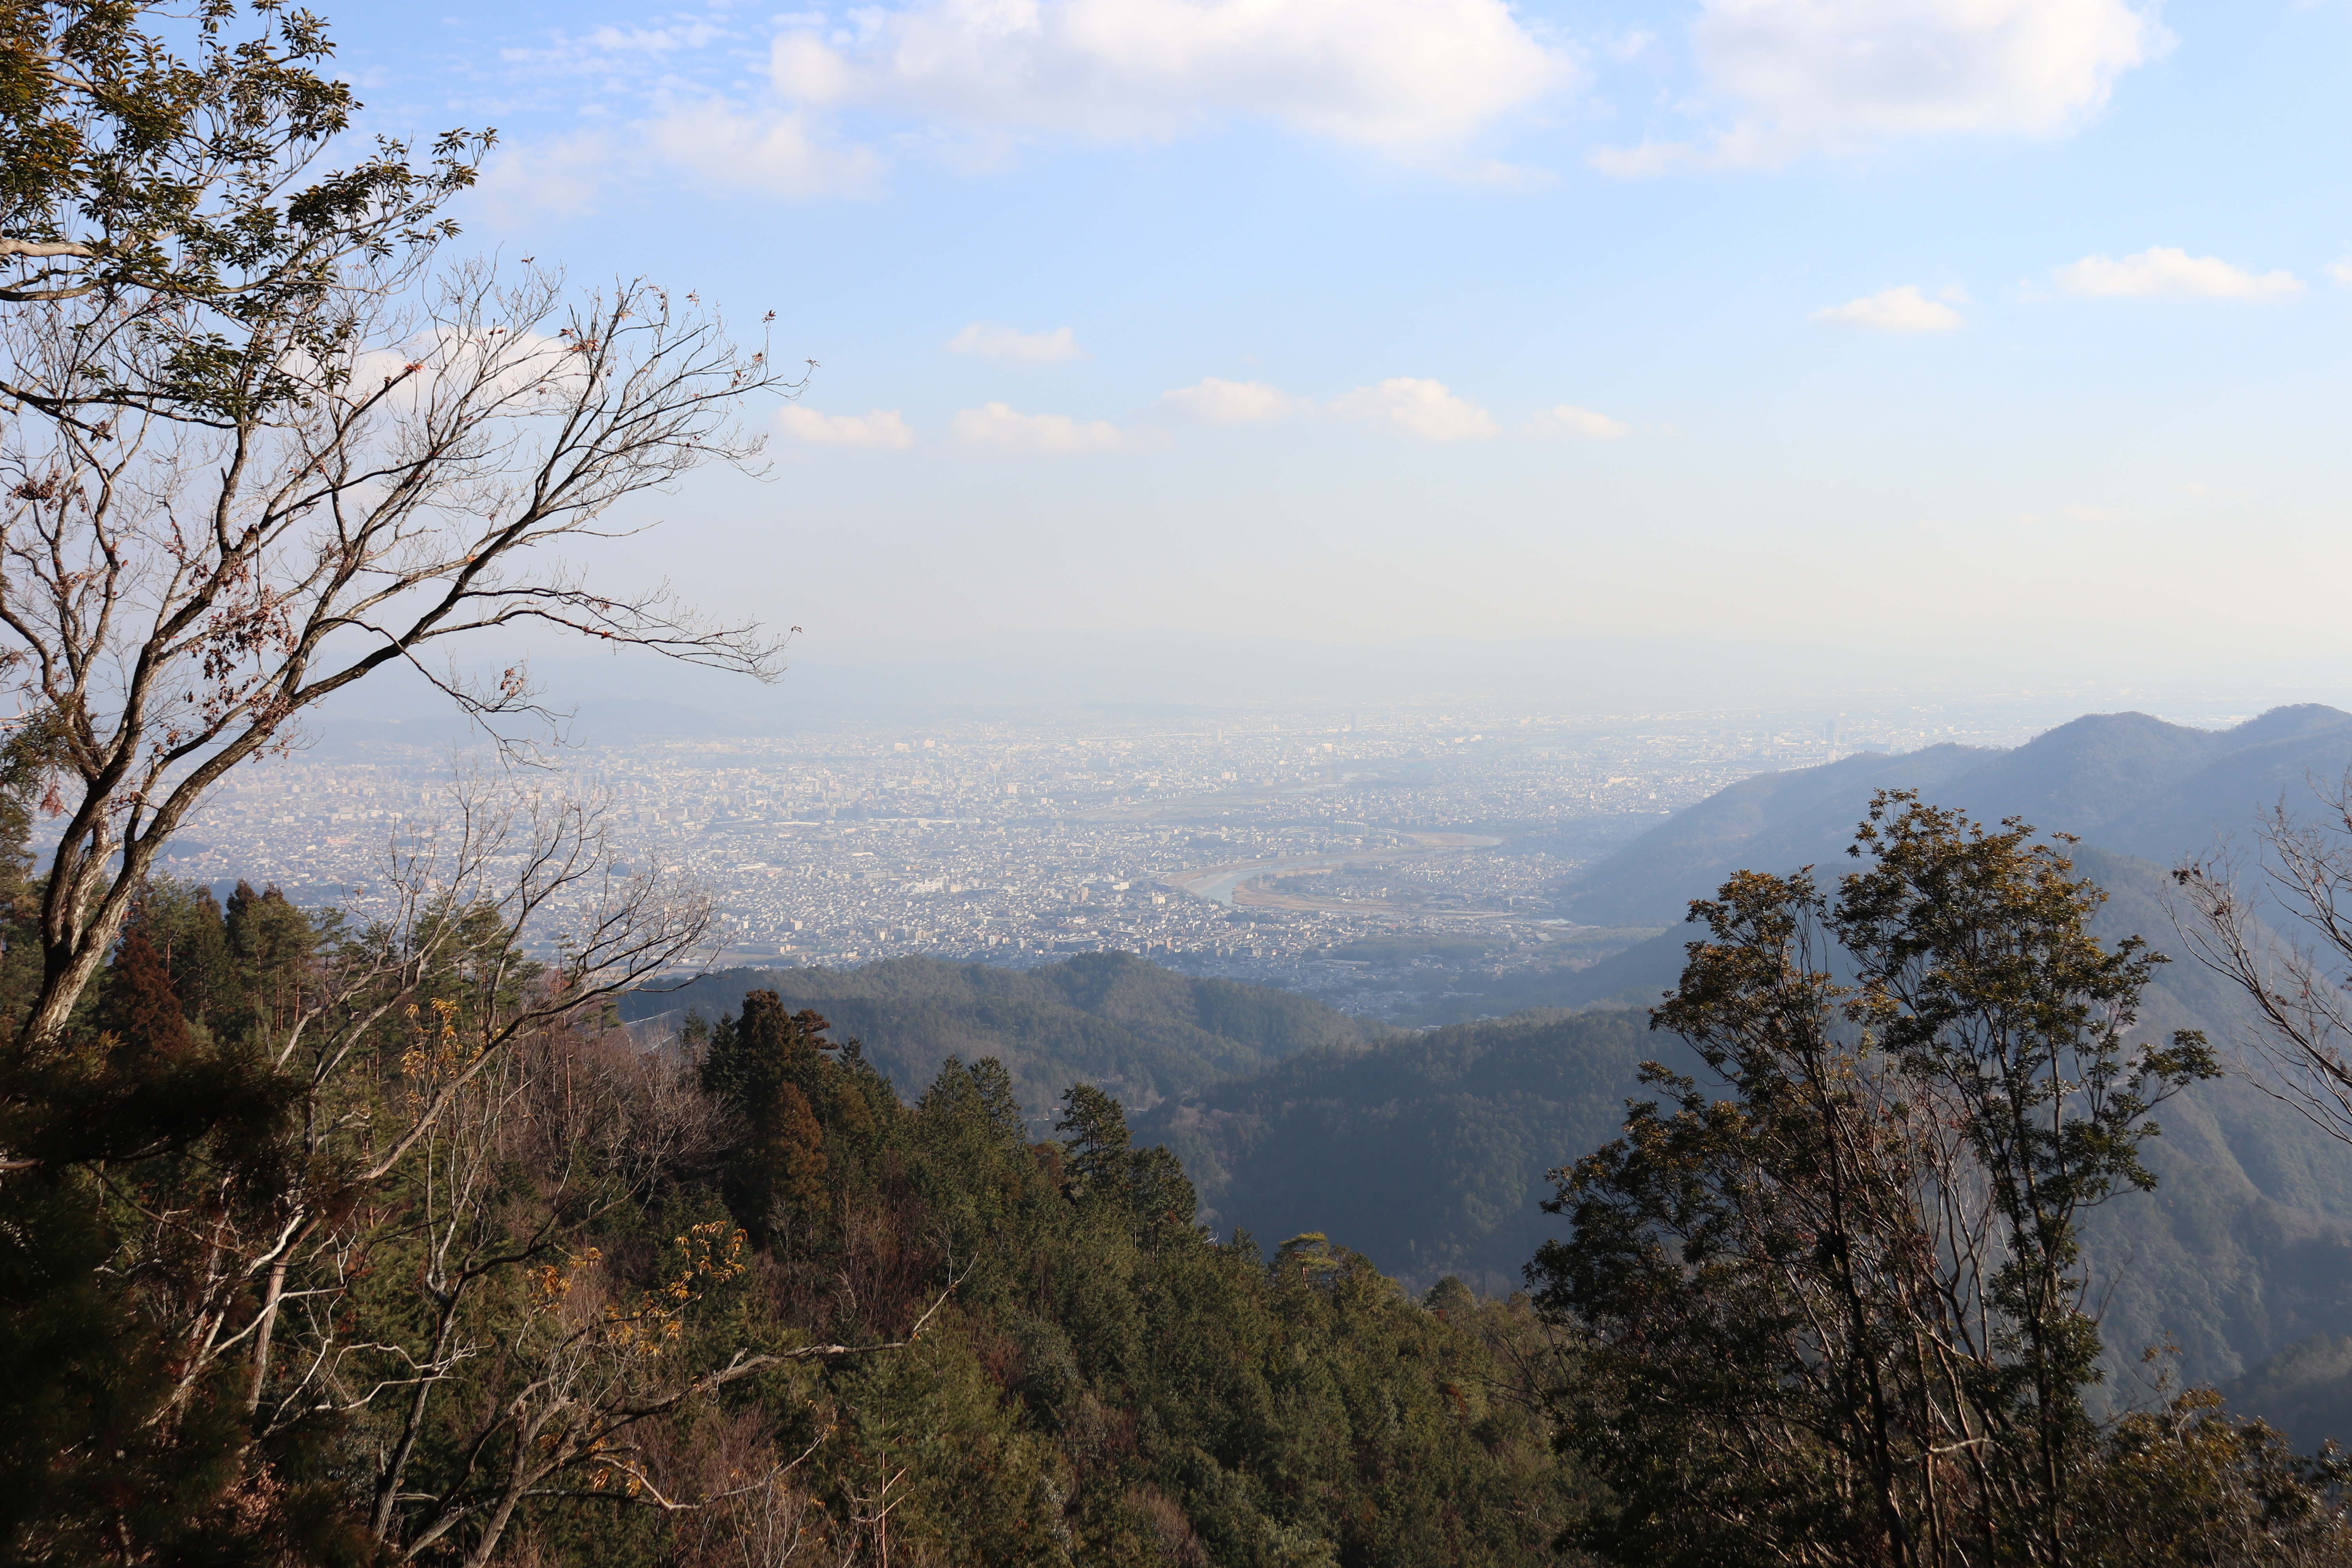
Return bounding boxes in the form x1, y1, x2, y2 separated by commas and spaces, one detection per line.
150, 695, 2203, 1019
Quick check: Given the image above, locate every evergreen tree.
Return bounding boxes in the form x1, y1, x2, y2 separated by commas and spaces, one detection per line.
1057, 1080, 1134, 1195
701, 991, 851, 1241
131, 881, 237, 1033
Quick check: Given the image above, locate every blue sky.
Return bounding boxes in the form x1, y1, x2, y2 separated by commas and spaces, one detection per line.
320, 0, 2350, 693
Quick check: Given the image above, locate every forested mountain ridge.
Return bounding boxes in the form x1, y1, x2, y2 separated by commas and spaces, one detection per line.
23, 755, 2352, 1561
3, 882, 1582, 1564
622, 895, 2352, 1396
1558, 704, 2352, 927
619, 951, 1385, 1131
1149, 712, 2352, 1407
1135, 1009, 1658, 1296
1131, 915, 2352, 1397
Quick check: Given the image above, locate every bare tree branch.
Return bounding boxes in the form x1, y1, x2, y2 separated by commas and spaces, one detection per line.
0, 258, 803, 1057
2174, 776, 2352, 1145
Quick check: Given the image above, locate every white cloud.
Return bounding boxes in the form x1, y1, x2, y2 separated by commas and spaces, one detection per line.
1811, 285, 1965, 332
470, 98, 885, 221
348, 323, 587, 402
946, 323, 1089, 363
1156, 377, 1310, 422
583, 19, 724, 55
774, 406, 916, 449
1600, 0, 2165, 170
2053, 247, 2304, 301
950, 402, 1161, 454
497, 18, 733, 76
640, 98, 886, 197
1523, 404, 1632, 439
769, 0, 1569, 149
1588, 142, 1699, 177
471, 131, 623, 225
1327, 377, 1495, 441
2326, 260, 2352, 288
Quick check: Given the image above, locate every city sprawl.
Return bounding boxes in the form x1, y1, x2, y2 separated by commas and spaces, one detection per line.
154, 698, 2208, 1019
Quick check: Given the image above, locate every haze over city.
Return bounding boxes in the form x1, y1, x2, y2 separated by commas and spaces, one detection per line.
183, 679, 2287, 1025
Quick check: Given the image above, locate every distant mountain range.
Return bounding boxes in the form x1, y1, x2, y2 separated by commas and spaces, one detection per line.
1560, 703, 2352, 929
1383, 704, 2352, 1021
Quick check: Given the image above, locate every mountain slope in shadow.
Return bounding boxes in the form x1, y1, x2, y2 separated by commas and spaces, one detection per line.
1139, 835, 2352, 1399
1560, 704, 2352, 928
620, 951, 1382, 1132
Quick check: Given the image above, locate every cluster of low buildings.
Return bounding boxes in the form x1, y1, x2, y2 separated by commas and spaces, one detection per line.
152, 699, 2092, 1016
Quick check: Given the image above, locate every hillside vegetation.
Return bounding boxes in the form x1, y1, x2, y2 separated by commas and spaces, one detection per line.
620, 952, 1383, 1131
2, 875, 1576, 1565
1137, 1010, 1657, 1296
624, 719, 2352, 1404
1122, 713, 2352, 1416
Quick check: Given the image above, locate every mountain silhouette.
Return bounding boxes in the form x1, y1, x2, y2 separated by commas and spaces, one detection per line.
1560, 705, 2352, 927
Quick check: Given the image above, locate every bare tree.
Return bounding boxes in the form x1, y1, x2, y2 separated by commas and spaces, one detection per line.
333, 980, 951, 1565
103, 786, 712, 1428
0, 256, 799, 1056
67, 781, 953, 1563
2174, 776, 2352, 1144
664, 1413, 838, 1568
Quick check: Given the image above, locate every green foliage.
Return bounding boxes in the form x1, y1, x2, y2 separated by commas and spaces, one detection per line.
0, 1169, 269, 1565
0, 871, 353, 1564
1529, 792, 2243, 1566
0, 895, 1575, 1566
1838, 796, 2220, 1517
2077, 1377, 2352, 1567
24, 757, 2350, 1564
1136, 1008, 1657, 1292
1055, 1080, 1199, 1243
701, 991, 871, 1241
631, 950, 1383, 1131
1057, 1081, 1133, 1192
1138, 842, 2352, 1403
659, 1006, 1589, 1566
0, 0, 487, 420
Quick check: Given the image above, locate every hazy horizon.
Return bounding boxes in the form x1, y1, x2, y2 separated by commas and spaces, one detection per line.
310, 628, 2352, 741
286, 0, 2350, 693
